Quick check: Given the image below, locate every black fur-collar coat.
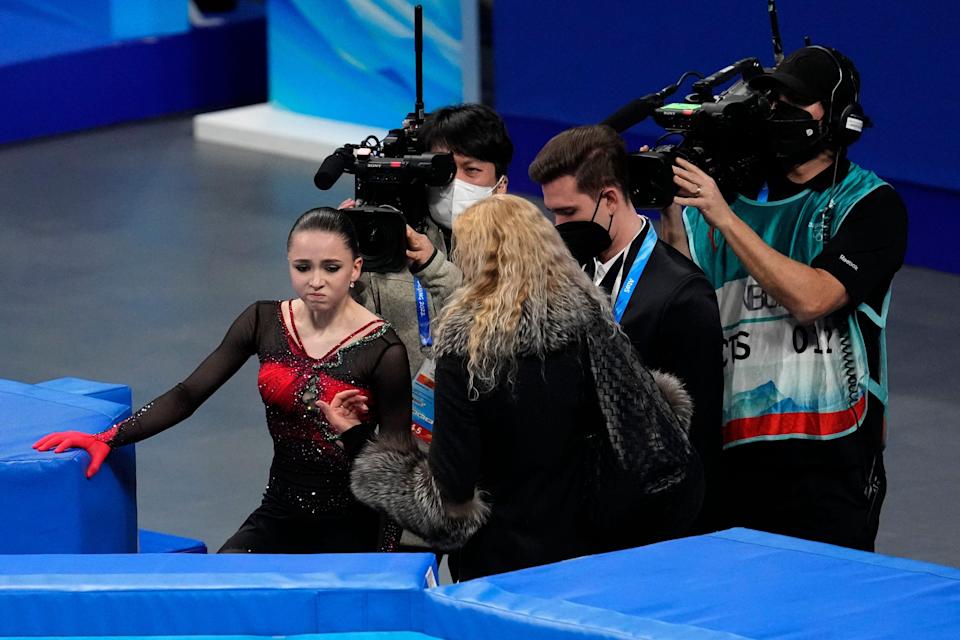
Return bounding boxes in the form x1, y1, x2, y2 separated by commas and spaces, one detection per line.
351, 286, 701, 580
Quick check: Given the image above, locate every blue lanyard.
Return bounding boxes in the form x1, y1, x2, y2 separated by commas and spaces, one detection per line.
612, 224, 658, 323
414, 277, 432, 347
757, 183, 769, 203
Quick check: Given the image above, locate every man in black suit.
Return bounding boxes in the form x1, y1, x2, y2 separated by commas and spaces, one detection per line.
530, 124, 723, 533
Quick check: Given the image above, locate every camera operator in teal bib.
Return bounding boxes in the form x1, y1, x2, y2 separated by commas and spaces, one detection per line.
660, 45, 908, 551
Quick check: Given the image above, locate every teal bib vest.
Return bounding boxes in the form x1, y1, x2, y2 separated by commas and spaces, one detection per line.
683, 164, 891, 448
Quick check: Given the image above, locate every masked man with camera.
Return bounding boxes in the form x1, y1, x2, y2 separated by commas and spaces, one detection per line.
352, 104, 512, 376
660, 46, 908, 551
530, 124, 724, 535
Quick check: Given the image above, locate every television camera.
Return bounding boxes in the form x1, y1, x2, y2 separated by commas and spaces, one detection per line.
603, 0, 795, 208
313, 5, 454, 273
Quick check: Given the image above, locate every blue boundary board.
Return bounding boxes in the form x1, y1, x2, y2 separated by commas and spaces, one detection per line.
0, 553, 438, 636
1, 531, 959, 638
1, 636, 440, 640
423, 528, 960, 640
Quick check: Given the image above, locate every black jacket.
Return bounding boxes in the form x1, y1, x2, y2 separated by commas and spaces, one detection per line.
351, 284, 702, 581
432, 347, 602, 580
588, 225, 723, 532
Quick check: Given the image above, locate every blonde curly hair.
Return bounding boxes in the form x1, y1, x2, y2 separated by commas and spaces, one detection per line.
436, 194, 612, 396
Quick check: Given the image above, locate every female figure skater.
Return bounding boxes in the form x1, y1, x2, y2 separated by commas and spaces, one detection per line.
35, 208, 411, 553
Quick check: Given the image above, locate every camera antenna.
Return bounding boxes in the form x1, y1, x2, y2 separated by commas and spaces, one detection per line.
414, 4, 425, 124
768, 0, 784, 64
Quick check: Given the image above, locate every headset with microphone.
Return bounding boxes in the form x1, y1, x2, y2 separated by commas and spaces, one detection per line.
802, 47, 872, 419
806, 45, 870, 148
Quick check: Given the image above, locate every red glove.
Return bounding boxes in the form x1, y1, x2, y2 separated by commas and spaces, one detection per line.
33, 431, 112, 479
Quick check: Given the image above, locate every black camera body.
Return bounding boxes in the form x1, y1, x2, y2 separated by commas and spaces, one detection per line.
342, 123, 455, 272
313, 5, 455, 273
351, 125, 455, 220
617, 59, 773, 209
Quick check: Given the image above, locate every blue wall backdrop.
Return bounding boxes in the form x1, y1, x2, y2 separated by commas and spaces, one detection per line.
0, 0, 188, 45
269, 0, 467, 128
2, 2, 954, 272
0, 1, 266, 145
494, 1, 959, 273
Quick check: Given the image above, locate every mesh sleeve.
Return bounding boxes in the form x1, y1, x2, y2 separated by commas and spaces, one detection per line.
340, 340, 411, 457
369, 341, 412, 439
96, 303, 260, 448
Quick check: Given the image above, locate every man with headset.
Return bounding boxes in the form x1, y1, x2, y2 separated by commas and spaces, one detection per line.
660, 45, 908, 550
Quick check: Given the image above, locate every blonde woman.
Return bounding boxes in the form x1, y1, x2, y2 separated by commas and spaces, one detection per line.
349, 195, 702, 580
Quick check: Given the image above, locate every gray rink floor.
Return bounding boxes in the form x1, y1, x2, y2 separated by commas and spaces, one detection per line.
2, 116, 958, 567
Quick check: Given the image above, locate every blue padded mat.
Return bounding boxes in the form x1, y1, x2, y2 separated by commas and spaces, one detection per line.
0, 378, 137, 553
0, 553, 437, 637
139, 529, 208, 554
35, 376, 133, 409
2, 636, 440, 640
425, 528, 960, 640
0, 379, 130, 449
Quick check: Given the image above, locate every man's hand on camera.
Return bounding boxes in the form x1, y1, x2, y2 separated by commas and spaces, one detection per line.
406, 225, 436, 270
672, 158, 734, 229
338, 198, 357, 209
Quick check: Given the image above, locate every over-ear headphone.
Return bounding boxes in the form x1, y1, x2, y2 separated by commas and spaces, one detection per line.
808, 45, 869, 147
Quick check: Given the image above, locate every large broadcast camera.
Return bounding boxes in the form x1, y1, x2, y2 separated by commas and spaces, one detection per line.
313, 5, 454, 273
603, 0, 790, 209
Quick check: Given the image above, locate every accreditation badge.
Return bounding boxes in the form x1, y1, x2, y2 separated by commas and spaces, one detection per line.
411, 356, 436, 444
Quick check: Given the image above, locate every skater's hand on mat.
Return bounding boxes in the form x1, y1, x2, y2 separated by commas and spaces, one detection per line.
33, 431, 111, 479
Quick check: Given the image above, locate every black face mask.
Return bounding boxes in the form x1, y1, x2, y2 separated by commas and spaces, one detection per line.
766, 102, 828, 167
556, 194, 612, 265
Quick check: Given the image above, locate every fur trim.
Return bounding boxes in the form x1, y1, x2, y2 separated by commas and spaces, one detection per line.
651, 370, 694, 433
350, 437, 489, 551
435, 285, 603, 358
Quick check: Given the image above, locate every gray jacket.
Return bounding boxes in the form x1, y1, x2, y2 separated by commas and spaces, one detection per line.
355, 218, 462, 376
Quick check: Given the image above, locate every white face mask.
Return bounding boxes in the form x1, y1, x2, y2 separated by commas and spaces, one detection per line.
428, 176, 503, 229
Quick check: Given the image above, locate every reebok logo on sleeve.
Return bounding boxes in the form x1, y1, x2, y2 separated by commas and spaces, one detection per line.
839, 254, 859, 271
